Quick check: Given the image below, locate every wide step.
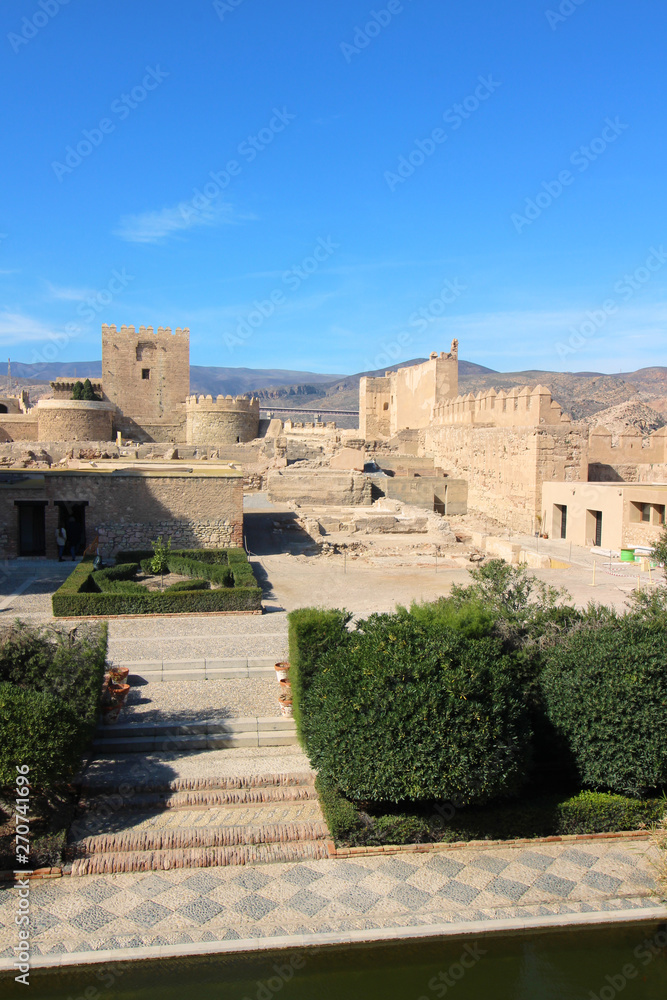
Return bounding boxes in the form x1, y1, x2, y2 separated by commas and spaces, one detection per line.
92, 716, 298, 752
71, 841, 329, 875
77, 783, 319, 813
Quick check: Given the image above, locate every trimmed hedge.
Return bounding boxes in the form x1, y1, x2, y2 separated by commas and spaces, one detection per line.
540, 619, 667, 796
164, 578, 211, 593
291, 610, 531, 805
0, 622, 107, 790
287, 608, 350, 731
318, 782, 667, 847
53, 557, 262, 616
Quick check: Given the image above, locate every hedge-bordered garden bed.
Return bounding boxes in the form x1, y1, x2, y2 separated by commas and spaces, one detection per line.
52, 548, 262, 616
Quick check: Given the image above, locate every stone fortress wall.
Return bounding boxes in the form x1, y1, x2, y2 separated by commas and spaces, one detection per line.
34, 399, 116, 442
185, 395, 260, 446
433, 385, 569, 428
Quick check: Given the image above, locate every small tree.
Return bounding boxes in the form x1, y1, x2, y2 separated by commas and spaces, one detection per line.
81, 378, 97, 401
71, 381, 84, 400
652, 524, 667, 580
150, 536, 171, 589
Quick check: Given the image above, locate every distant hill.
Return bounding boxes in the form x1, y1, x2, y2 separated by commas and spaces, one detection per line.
5, 358, 666, 426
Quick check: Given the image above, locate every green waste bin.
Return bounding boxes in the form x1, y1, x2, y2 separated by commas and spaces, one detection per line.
620, 548, 636, 562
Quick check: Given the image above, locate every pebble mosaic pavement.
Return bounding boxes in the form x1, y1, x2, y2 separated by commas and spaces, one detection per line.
0, 839, 662, 964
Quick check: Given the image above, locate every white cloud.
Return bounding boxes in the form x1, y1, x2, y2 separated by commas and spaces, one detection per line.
0, 311, 61, 345
113, 199, 253, 244
46, 283, 94, 302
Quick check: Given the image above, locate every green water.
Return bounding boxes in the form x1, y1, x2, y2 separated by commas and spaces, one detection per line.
4, 923, 667, 999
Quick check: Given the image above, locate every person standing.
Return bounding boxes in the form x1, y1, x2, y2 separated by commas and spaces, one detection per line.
67, 515, 81, 561
55, 525, 67, 562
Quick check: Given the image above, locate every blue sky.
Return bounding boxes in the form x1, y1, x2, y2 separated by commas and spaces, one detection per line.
1, 0, 666, 375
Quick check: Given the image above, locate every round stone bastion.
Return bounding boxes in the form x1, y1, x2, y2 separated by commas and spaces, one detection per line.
36, 399, 116, 442
185, 395, 260, 446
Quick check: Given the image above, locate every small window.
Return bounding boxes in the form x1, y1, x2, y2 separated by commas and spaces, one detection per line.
641, 502, 651, 523
383, 402, 389, 411
655, 504, 665, 526
142, 369, 150, 380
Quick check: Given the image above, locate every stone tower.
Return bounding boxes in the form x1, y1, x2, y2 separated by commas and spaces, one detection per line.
101, 324, 190, 425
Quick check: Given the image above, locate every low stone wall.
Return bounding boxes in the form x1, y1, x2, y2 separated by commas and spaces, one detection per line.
0, 415, 39, 442
267, 469, 372, 506
98, 518, 240, 556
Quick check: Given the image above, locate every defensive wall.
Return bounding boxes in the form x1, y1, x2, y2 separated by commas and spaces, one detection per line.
432, 385, 568, 427
360, 341, 459, 439
185, 395, 260, 446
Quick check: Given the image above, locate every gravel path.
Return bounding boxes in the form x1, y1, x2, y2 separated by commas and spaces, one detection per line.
122, 677, 281, 725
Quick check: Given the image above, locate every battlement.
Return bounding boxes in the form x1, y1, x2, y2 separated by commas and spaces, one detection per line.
186, 395, 260, 413
102, 324, 190, 339
433, 385, 570, 428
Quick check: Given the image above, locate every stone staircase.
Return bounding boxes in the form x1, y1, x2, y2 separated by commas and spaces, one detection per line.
68, 771, 329, 875
92, 716, 298, 754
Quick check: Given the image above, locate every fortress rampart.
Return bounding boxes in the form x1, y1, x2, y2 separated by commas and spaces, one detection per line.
185, 395, 260, 446
36, 399, 116, 442
432, 385, 569, 428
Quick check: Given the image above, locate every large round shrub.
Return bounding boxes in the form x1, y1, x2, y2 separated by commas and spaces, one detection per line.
303, 613, 531, 805
0, 683, 88, 789
540, 619, 667, 796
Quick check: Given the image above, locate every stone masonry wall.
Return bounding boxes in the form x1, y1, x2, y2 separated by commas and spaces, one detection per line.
185, 396, 260, 446
422, 423, 587, 532
0, 470, 243, 559
0, 415, 39, 442
102, 325, 190, 425
36, 400, 115, 442
98, 518, 239, 555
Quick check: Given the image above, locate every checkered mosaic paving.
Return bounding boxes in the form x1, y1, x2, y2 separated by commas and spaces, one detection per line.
0, 839, 661, 961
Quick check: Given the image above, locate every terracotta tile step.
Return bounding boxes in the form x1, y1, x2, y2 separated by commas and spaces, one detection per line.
78, 772, 316, 795
70, 840, 330, 874
68, 820, 329, 857
77, 783, 320, 812
71, 801, 325, 839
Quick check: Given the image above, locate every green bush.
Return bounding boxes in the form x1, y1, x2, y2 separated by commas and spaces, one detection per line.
294, 611, 531, 805
164, 578, 211, 592
92, 562, 140, 582
0, 684, 86, 788
287, 608, 350, 731
0, 623, 107, 791
315, 777, 364, 842
320, 785, 666, 847
540, 618, 667, 796
53, 552, 262, 615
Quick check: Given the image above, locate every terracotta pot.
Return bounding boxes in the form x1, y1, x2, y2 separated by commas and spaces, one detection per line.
278, 679, 291, 695
109, 666, 129, 684
101, 705, 121, 725
107, 682, 130, 706
278, 699, 293, 718
274, 662, 290, 682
